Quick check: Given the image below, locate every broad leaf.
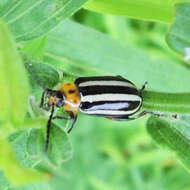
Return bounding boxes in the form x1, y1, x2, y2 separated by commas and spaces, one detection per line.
9, 120, 72, 170
0, 135, 45, 186
24, 59, 60, 89
147, 116, 190, 171
45, 20, 190, 92
0, 0, 89, 41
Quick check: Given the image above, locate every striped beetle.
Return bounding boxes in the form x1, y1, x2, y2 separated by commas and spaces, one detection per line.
40, 76, 147, 152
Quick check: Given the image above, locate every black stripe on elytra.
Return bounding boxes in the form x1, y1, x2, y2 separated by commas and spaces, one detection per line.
75, 76, 134, 86
80, 101, 140, 111
79, 85, 139, 96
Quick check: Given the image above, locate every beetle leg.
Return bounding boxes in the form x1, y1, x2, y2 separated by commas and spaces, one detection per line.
109, 110, 166, 121
127, 110, 148, 120
52, 112, 77, 134
53, 115, 71, 120
40, 89, 47, 108
106, 115, 132, 121
106, 110, 148, 121
139, 81, 148, 96
66, 112, 78, 134
45, 105, 55, 152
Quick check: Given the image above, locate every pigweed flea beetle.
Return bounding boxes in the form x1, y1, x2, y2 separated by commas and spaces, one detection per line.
40, 76, 148, 152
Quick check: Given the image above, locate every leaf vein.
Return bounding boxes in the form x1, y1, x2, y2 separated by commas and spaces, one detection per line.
7, 0, 44, 24
2, 0, 24, 19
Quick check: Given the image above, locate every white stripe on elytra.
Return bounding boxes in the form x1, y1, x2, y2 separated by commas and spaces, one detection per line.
81, 94, 141, 103
78, 80, 135, 88
80, 106, 140, 115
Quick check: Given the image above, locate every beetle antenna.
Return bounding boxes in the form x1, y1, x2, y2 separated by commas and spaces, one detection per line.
40, 88, 53, 108
40, 88, 47, 108
45, 105, 55, 152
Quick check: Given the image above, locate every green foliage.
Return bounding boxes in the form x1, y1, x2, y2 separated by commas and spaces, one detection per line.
0, 19, 29, 125
84, 0, 189, 23
147, 116, 190, 171
25, 59, 60, 89
45, 19, 190, 93
167, 3, 190, 57
1, 0, 190, 189
0, 19, 46, 186
9, 122, 72, 170
0, 0, 88, 41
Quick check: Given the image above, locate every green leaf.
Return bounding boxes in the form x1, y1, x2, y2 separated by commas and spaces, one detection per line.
20, 182, 53, 190
0, 19, 29, 126
167, 3, 190, 58
24, 59, 60, 89
84, 0, 188, 23
45, 19, 190, 92
0, 0, 89, 41
21, 36, 47, 60
147, 116, 190, 171
9, 120, 72, 170
0, 135, 45, 186
46, 122, 73, 166
0, 170, 15, 190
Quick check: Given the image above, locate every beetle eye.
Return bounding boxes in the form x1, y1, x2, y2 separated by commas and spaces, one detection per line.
57, 99, 64, 107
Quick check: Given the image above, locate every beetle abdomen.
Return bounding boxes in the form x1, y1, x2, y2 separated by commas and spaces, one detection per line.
75, 76, 142, 116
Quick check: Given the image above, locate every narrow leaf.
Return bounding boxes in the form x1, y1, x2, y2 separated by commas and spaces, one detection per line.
0, 19, 29, 125
147, 116, 190, 171
0, 0, 89, 41
84, 0, 188, 23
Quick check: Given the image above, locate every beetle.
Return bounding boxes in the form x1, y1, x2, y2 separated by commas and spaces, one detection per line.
40, 76, 148, 152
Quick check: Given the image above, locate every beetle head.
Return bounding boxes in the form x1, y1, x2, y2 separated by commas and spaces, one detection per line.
46, 89, 65, 108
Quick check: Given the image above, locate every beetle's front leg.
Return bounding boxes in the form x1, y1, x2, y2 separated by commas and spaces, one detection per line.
66, 111, 78, 134
53, 115, 71, 120
52, 112, 78, 134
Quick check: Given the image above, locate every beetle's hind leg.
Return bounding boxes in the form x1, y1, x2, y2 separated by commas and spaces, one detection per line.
107, 110, 148, 121
106, 110, 166, 121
